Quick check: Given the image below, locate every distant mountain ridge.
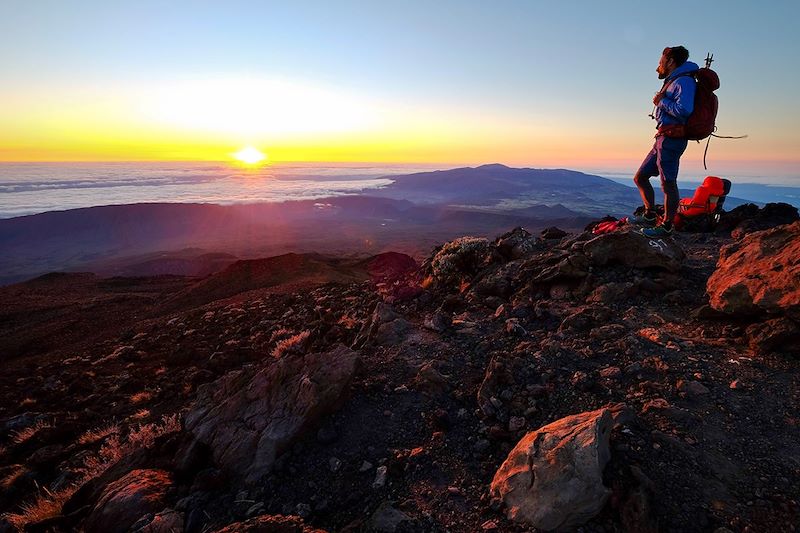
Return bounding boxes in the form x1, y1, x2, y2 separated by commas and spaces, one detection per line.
0, 164, 759, 284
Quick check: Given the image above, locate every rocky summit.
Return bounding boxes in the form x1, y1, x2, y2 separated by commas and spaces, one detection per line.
1, 205, 799, 532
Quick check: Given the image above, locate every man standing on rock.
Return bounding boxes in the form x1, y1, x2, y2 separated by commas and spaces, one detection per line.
631, 46, 699, 237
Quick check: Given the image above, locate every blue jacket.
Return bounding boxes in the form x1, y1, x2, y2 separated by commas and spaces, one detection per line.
655, 61, 699, 127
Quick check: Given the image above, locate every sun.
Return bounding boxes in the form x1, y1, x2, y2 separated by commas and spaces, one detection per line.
233, 146, 267, 165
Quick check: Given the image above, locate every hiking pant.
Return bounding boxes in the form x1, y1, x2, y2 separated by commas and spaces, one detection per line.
634, 135, 688, 224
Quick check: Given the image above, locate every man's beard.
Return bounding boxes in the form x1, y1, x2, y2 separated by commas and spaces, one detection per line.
657, 71, 667, 79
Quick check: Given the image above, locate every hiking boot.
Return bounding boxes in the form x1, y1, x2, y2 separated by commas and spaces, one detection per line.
641, 224, 673, 238
630, 212, 657, 226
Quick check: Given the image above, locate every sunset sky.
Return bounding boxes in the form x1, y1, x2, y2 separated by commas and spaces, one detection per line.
1, 1, 798, 178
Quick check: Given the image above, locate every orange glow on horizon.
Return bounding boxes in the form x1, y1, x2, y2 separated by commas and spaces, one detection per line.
0, 77, 796, 177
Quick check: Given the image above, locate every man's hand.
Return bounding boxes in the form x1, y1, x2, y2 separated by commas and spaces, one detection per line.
653, 92, 664, 105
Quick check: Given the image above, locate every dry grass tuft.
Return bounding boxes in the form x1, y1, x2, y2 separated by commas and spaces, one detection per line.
131, 409, 151, 420
77, 422, 120, 446
2, 414, 182, 530
2, 486, 77, 530
0, 465, 26, 490
272, 330, 311, 359
10, 420, 51, 445
130, 391, 154, 404
268, 327, 293, 343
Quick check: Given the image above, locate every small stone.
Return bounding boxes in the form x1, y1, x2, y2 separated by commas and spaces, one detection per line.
473, 439, 491, 454
508, 416, 526, 432
481, 519, 499, 530
369, 501, 411, 532
729, 379, 742, 390
329, 457, 342, 473
296, 503, 312, 518
599, 366, 621, 378
246, 502, 265, 517
360, 461, 374, 472
676, 379, 709, 396
505, 319, 527, 336
373, 465, 388, 489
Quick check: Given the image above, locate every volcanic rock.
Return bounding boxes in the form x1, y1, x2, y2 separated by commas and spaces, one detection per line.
719, 202, 799, 238
130, 509, 184, 533
707, 221, 800, 319
184, 344, 360, 484
84, 469, 173, 533
495, 227, 539, 260
746, 317, 800, 354
540, 226, 568, 239
413, 361, 450, 394
581, 230, 684, 271
490, 406, 623, 530
368, 501, 412, 532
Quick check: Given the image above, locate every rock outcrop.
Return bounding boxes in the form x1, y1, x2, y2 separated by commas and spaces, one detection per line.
581, 231, 685, 272
718, 202, 799, 238
490, 406, 626, 531
707, 221, 800, 319
84, 469, 173, 533
184, 345, 360, 484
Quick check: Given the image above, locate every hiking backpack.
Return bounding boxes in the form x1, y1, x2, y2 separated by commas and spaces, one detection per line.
673, 176, 732, 232
659, 66, 720, 141
683, 68, 719, 140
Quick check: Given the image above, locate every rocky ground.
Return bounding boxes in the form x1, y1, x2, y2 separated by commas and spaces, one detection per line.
0, 204, 798, 533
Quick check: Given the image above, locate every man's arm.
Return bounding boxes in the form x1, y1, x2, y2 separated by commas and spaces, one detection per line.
658, 77, 696, 121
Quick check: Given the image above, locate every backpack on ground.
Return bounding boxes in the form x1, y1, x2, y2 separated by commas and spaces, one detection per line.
673, 176, 732, 232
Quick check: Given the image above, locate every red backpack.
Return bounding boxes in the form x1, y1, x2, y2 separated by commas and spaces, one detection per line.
673, 176, 732, 231
684, 68, 719, 140
659, 67, 719, 141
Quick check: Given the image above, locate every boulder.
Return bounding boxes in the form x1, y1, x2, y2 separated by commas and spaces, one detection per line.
718, 202, 799, 237
707, 221, 800, 319
746, 317, 800, 354
368, 501, 412, 532
374, 318, 411, 345
211, 514, 326, 532
495, 227, 539, 260
184, 345, 360, 484
490, 405, 626, 531
581, 231, 684, 271
540, 226, 568, 240
84, 469, 173, 533
413, 361, 450, 394
528, 253, 590, 283
131, 509, 184, 533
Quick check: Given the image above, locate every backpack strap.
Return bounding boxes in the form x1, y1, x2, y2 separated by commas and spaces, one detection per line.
658, 71, 696, 96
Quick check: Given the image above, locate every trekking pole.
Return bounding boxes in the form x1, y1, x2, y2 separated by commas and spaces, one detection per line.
699, 52, 747, 169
